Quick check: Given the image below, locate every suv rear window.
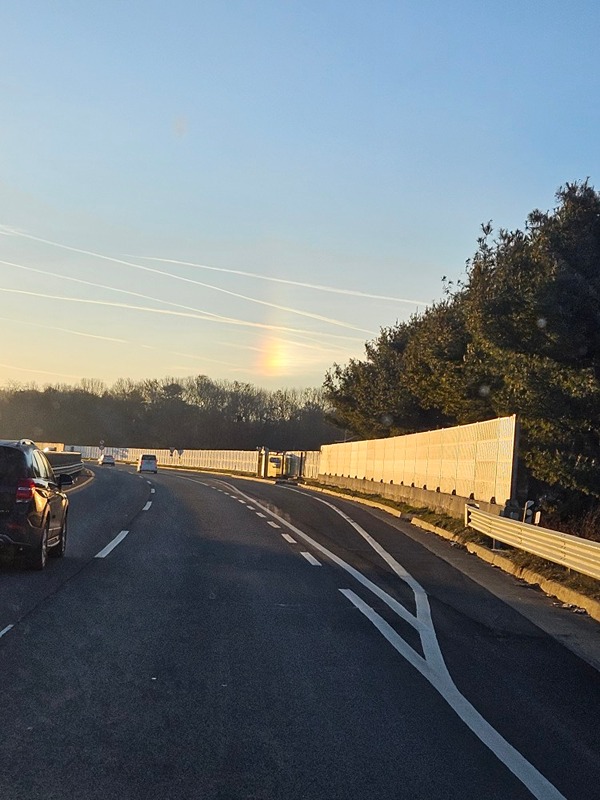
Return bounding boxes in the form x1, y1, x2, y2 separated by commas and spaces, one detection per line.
0, 447, 26, 512
0, 447, 26, 485
141, 455, 156, 461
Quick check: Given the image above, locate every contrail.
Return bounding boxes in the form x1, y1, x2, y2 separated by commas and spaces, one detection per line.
0, 315, 128, 345
0, 286, 368, 342
0, 259, 242, 325
0, 257, 373, 336
126, 255, 427, 306
0, 260, 369, 340
0, 315, 241, 369
0, 229, 376, 333
0, 362, 83, 380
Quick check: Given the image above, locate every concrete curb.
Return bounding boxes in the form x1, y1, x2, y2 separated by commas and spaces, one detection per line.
300, 483, 404, 517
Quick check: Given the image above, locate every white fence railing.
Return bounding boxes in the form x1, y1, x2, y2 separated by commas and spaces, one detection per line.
466, 506, 600, 581
74, 445, 260, 474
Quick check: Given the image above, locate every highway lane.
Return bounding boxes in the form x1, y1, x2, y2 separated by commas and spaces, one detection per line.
0, 467, 597, 799
170, 472, 600, 799
0, 465, 150, 634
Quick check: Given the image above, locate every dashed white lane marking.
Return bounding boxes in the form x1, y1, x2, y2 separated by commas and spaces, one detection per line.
256, 512, 266, 518
146, 480, 152, 485
246, 506, 255, 511
300, 552, 321, 566
267, 521, 280, 528
0, 624, 14, 639
142, 501, 152, 511
281, 533, 296, 543
219, 480, 565, 800
237, 499, 247, 504
96, 530, 129, 558
150, 488, 156, 494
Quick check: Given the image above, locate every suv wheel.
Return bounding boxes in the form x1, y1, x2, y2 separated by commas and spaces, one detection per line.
50, 514, 67, 559
27, 524, 49, 571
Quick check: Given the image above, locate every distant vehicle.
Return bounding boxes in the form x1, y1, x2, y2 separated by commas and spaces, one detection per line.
98, 453, 115, 466
137, 454, 158, 473
0, 439, 73, 569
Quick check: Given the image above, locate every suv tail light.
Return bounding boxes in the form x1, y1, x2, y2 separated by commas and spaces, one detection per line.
16, 479, 36, 502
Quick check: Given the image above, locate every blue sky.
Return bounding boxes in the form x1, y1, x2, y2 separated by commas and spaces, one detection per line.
1, 1, 598, 389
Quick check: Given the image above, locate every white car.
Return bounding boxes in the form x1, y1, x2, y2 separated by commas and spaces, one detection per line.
137, 454, 158, 473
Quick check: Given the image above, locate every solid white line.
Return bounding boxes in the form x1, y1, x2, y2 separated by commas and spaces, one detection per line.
267, 521, 280, 528
0, 624, 14, 638
301, 552, 321, 566
282, 533, 296, 543
95, 530, 129, 558
218, 480, 565, 800
287, 488, 443, 670
142, 501, 152, 511
339, 590, 565, 800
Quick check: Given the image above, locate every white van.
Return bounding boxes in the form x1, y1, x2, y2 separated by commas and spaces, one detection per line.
137, 453, 158, 474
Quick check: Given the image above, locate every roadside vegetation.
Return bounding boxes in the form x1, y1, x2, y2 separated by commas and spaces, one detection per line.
324, 181, 600, 534
0, 377, 341, 452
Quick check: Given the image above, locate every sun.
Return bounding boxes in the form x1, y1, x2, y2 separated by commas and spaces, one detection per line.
261, 338, 291, 376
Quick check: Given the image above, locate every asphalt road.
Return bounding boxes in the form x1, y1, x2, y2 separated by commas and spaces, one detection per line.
0, 466, 598, 800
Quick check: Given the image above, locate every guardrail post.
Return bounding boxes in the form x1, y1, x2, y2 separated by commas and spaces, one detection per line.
464, 504, 471, 528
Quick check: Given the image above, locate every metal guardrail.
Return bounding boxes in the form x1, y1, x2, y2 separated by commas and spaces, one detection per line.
465, 505, 600, 581
45, 452, 84, 477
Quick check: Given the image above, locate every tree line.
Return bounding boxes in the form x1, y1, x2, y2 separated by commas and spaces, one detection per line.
0, 376, 342, 452
324, 181, 600, 513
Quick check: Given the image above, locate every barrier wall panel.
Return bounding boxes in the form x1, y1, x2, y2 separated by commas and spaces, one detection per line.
426, 434, 443, 490
371, 440, 385, 482
366, 440, 377, 481
390, 438, 405, 486
308, 451, 321, 479
359, 441, 368, 479
315, 415, 517, 505
382, 438, 394, 482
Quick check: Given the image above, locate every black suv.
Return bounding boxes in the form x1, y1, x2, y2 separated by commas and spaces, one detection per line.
0, 440, 73, 570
